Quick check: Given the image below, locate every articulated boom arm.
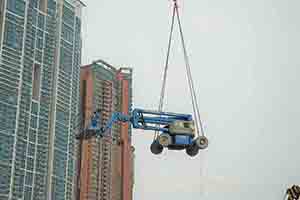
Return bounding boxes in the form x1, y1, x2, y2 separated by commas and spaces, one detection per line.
100, 112, 131, 134
131, 109, 192, 132
79, 108, 208, 157
88, 108, 193, 137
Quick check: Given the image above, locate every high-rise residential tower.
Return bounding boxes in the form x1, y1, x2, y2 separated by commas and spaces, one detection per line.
78, 60, 134, 200
0, 0, 84, 199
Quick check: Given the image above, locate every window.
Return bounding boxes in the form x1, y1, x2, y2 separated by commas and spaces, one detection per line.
32, 64, 41, 101
30, 115, 38, 129
60, 47, 73, 73
35, 50, 43, 63
29, 0, 38, 9
3, 21, 23, 49
31, 101, 38, 115
25, 172, 33, 186
37, 13, 45, 29
27, 143, 35, 157
0, 134, 14, 163
32, 9, 37, 25
62, 24, 73, 42
29, 129, 36, 143
47, 0, 56, 15
26, 157, 34, 171
7, 0, 25, 17
63, 6, 74, 27
36, 37, 43, 49
0, 163, 11, 194
24, 186, 32, 200
12, 169, 24, 194
37, 29, 43, 38
15, 0, 25, 15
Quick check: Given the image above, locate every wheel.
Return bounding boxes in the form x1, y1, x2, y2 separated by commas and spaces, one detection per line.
158, 133, 172, 147
186, 144, 199, 157
150, 140, 163, 155
195, 136, 208, 149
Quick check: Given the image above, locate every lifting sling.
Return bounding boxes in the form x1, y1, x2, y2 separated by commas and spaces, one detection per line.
155, 0, 206, 140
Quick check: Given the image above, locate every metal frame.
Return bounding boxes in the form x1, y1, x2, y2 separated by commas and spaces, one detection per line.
88, 108, 193, 136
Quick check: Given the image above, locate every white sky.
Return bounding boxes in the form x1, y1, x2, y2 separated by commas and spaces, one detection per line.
81, 0, 300, 199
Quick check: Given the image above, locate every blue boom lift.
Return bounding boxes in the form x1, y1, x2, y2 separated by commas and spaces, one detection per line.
76, 108, 208, 157
76, 0, 209, 157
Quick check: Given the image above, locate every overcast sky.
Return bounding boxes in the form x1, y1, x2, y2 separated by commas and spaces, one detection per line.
81, 0, 300, 199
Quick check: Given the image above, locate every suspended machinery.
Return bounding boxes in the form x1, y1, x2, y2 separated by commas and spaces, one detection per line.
76, 0, 209, 157
76, 108, 208, 156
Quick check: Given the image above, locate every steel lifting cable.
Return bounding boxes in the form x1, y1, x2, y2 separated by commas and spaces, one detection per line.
174, 1, 205, 137
154, 4, 177, 140
156, 0, 205, 138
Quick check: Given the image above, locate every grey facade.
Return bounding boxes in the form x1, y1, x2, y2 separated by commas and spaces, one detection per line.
0, 0, 84, 199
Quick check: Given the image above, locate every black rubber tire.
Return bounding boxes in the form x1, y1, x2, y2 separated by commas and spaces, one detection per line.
150, 140, 163, 155
186, 145, 199, 157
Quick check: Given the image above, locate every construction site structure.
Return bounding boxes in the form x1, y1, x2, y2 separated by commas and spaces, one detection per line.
77, 60, 134, 200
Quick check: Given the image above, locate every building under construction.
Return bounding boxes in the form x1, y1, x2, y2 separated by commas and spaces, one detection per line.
77, 60, 134, 200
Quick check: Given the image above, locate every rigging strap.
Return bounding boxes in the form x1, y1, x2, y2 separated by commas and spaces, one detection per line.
154, 3, 176, 140
156, 0, 205, 139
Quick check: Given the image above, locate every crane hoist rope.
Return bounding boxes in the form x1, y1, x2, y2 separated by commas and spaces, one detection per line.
155, 0, 206, 140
